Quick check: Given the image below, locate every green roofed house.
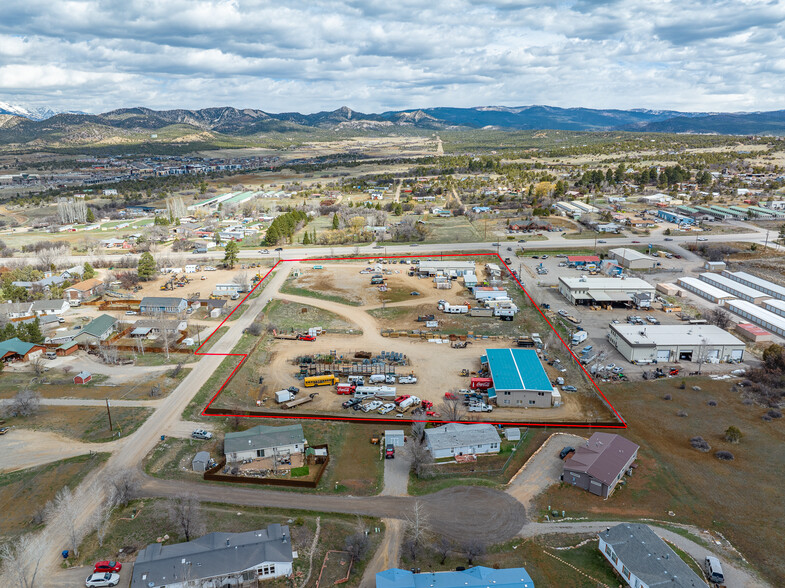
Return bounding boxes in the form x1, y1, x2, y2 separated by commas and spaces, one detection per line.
0, 337, 46, 362
73, 314, 118, 345
224, 424, 307, 464
482, 348, 557, 408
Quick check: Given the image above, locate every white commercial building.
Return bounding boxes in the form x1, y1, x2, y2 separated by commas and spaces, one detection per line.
558, 276, 655, 306
608, 323, 745, 364
699, 273, 771, 305
608, 248, 658, 270
722, 270, 785, 302
726, 299, 785, 339
763, 299, 785, 318
417, 261, 476, 277
677, 277, 737, 305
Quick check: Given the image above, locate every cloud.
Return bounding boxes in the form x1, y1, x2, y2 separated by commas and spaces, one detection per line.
0, 0, 783, 114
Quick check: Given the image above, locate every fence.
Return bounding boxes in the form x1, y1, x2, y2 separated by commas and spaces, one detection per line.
203, 444, 330, 488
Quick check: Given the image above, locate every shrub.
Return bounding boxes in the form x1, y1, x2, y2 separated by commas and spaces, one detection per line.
767, 409, 782, 419
762, 415, 772, 422
724, 426, 743, 443
715, 451, 734, 461
707, 400, 718, 407
677, 410, 688, 417
689, 436, 711, 452
663, 394, 672, 401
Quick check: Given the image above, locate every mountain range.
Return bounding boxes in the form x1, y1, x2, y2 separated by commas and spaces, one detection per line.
2, 103, 785, 149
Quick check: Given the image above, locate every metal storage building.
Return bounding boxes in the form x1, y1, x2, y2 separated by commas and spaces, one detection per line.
722, 270, 785, 301
698, 273, 771, 305
608, 323, 745, 363
417, 261, 476, 277
558, 276, 655, 305
482, 348, 555, 408
763, 298, 785, 318
726, 299, 785, 338
608, 248, 658, 270
677, 276, 737, 305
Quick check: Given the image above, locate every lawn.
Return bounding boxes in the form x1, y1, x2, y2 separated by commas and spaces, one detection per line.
533, 376, 785, 586
74, 498, 383, 586
380, 216, 485, 245
0, 453, 109, 537
280, 276, 364, 306
2, 406, 153, 442
263, 298, 361, 333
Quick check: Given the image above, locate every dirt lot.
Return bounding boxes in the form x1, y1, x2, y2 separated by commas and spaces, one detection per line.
129, 265, 269, 301
533, 376, 785, 586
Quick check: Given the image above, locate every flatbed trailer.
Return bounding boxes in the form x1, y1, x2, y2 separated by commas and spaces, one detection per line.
284, 393, 318, 409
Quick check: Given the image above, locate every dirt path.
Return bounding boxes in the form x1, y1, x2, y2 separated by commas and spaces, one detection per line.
0, 429, 122, 472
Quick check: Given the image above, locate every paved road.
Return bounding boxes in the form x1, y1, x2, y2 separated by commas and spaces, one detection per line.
520, 521, 769, 588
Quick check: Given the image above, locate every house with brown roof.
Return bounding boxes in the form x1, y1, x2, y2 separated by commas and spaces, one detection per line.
63, 278, 104, 303
562, 433, 639, 498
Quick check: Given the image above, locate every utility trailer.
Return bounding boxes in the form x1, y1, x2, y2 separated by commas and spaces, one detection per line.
284, 392, 318, 409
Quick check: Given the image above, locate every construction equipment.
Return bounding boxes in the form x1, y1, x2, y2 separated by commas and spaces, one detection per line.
160, 278, 174, 291
459, 369, 470, 377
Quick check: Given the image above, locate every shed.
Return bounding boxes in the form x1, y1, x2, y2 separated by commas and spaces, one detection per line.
504, 428, 521, 441
385, 430, 405, 447
192, 451, 210, 473
74, 371, 92, 384
56, 342, 79, 356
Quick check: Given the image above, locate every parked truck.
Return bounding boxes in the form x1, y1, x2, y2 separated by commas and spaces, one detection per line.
571, 330, 588, 346
336, 383, 356, 395
275, 390, 296, 403
470, 377, 493, 390
468, 402, 493, 412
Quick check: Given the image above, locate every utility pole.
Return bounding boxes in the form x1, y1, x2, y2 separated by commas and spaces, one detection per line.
105, 398, 113, 431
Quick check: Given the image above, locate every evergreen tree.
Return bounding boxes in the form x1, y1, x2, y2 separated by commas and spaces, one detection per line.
83, 262, 96, 280
223, 241, 239, 268
1, 322, 16, 341
86, 208, 95, 222
302, 231, 311, 245
22, 318, 43, 344
137, 252, 157, 281
332, 213, 340, 229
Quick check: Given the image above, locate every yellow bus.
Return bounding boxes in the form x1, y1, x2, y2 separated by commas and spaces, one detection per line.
304, 374, 339, 387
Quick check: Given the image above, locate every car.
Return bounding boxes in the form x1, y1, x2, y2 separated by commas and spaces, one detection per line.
93, 561, 122, 574
664, 237, 673, 241
410, 291, 421, 296
597, 239, 606, 243
541, 254, 549, 259
379, 402, 395, 415
352, 402, 364, 410
394, 395, 411, 405
605, 364, 616, 371
398, 375, 417, 384
631, 240, 640, 243
373, 245, 383, 249
410, 243, 419, 246
506, 247, 512, 251
532, 255, 539, 259
122, 252, 133, 257
491, 242, 501, 246
385, 444, 395, 458
697, 237, 708, 241
541, 303, 550, 309
0, 427, 9, 435
562, 385, 577, 392
259, 249, 269, 254
297, 334, 316, 341
342, 398, 361, 409
559, 446, 575, 459
191, 429, 212, 440
85, 572, 120, 587
125, 310, 137, 315
274, 247, 283, 251
518, 239, 527, 243
363, 400, 383, 412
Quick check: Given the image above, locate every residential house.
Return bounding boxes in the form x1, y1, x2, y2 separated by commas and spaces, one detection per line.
72, 314, 118, 345
100, 237, 132, 249
0, 338, 46, 362
0, 302, 34, 319
31, 299, 70, 316
424, 423, 501, 459
130, 319, 187, 338
139, 297, 188, 315
131, 524, 294, 588
377, 566, 535, 588
224, 424, 307, 464
12, 275, 65, 292
59, 265, 85, 281
562, 433, 639, 498
598, 523, 707, 588
63, 278, 104, 303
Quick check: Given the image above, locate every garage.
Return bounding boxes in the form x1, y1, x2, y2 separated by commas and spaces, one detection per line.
656, 349, 670, 362
678, 350, 693, 361
385, 430, 405, 447
608, 324, 746, 365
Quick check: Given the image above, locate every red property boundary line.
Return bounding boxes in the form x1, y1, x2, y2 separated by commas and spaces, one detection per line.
197, 252, 627, 429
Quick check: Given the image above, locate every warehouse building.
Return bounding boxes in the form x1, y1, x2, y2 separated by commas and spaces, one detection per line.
677, 276, 737, 305
417, 260, 476, 277
482, 348, 557, 408
763, 299, 785, 318
726, 299, 785, 339
608, 248, 658, 270
722, 270, 785, 301
656, 209, 695, 225
558, 276, 655, 306
608, 323, 745, 364
699, 273, 771, 305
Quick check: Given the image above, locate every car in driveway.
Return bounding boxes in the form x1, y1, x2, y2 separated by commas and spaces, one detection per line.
559, 446, 575, 459
191, 429, 212, 440
85, 573, 120, 587
562, 385, 578, 392
93, 561, 122, 574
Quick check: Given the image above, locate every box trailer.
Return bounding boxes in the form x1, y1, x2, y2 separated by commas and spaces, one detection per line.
470, 377, 493, 390
336, 383, 355, 395
469, 308, 493, 317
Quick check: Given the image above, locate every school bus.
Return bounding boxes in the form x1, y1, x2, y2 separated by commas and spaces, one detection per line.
304, 374, 339, 387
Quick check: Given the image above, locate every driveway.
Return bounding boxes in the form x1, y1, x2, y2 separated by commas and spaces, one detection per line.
381, 448, 412, 497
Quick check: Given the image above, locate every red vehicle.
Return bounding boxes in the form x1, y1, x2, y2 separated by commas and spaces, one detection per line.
421, 400, 434, 410
297, 334, 316, 341
444, 392, 458, 400
385, 444, 395, 459
669, 368, 680, 376
470, 377, 493, 390
336, 384, 355, 395
426, 410, 439, 417
394, 395, 411, 405
94, 561, 122, 574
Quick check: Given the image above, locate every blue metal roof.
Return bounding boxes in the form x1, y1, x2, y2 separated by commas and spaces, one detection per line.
377, 566, 534, 588
485, 348, 552, 392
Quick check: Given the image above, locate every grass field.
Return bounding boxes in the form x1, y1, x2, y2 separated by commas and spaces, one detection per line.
2, 406, 153, 442
280, 276, 363, 306
0, 453, 109, 537
534, 376, 785, 586
263, 299, 361, 333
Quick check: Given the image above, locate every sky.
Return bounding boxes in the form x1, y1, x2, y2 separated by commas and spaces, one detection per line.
1, 0, 785, 114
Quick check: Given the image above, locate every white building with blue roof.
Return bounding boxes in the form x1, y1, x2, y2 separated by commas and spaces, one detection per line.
483, 348, 557, 408
377, 566, 535, 588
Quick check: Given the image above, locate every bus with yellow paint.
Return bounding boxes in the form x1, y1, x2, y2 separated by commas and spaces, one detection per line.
304, 374, 339, 387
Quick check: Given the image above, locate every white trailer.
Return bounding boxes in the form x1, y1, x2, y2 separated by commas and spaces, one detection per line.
354, 385, 397, 398
397, 395, 420, 409
483, 297, 513, 309
495, 307, 517, 318
443, 303, 469, 314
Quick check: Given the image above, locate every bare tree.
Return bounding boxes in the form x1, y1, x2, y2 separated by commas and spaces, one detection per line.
462, 538, 486, 565
344, 532, 370, 563
5, 389, 41, 417
410, 421, 426, 444
57, 197, 87, 224
36, 245, 67, 270
707, 307, 731, 330
167, 494, 205, 542
0, 534, 44, 588
439, 395, 465, 422
109, 471, 140, 506
31, 357, 45, 377
432, 535, 453, 565
98, 343, 119, 365
45, 486, 83, 557
232, 271, 250, 293
408, 433, 433, 479
154, 311, 172, 360
166, 196, 187, 220
94, 486, 118, 547
403, 500, 430, 561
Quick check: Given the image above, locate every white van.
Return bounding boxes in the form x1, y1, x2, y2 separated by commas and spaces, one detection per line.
348, 375, 365, 386
704, 556, 724, 585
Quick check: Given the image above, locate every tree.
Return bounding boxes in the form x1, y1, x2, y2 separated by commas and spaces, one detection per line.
223, 241, 239, 268
109, 471, 140, 506
332, 213, 340, 229
779, 223, 785, 244
344, 532, 370, 563
403, 500, 430, 561
167, 494, 205, 542
86, 208, 95, 223
82, 262, 96, 280
0, 534, 44, 588
724, 425, 743, 444
432, 535, 453, 565
232, 271, 249, 293
302, 231, 311, 245
462, 538, 486, 565
408, 429, 433, 479
137, 252, 157, 281
46, 486, 83, 557
5, 389, 41, 417
439, 394, 465, 421
94, 486, 118, 547
707, 307, 731, 330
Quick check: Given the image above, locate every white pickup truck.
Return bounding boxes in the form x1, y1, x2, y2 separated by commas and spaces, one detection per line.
363, 400, 384, 412
468, 402, 493, 412
398, 375, 417, 384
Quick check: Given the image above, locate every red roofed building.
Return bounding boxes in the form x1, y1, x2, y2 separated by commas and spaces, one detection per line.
567, 255, 600, 266
735, 323, 773, 343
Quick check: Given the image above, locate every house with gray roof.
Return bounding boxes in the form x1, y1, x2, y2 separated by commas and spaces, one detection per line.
224, 424, 307, 463
12, 275, 65, 292
31, 299, 70, 316
424, 423, 501, 459
131, 523, 294, 588
0, 301, 34, 319
139, 296, 188, 315
562, 433, 639, 498
598, 523, 707, 587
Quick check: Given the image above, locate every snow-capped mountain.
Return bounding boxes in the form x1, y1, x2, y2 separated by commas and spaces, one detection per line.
0, 101, 87, 121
